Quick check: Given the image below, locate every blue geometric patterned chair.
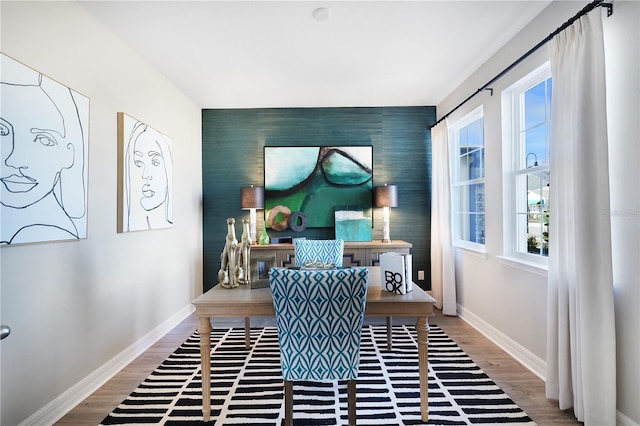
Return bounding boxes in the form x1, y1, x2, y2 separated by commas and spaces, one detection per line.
269, 267, 369, 426
294, 239, 344, 268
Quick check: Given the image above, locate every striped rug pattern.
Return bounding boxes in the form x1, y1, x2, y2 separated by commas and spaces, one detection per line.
101, 325, 536, 425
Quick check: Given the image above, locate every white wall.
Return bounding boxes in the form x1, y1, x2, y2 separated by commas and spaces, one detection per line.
0, 2, 203, 425
603, 1, 640, 423
437, 1, 639, 424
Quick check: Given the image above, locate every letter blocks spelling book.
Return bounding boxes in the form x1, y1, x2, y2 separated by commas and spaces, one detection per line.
379, 252, 413, 294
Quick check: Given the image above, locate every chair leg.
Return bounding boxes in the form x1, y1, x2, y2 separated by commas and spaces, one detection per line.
284, 380, 293, 426
348, 379, 357, 426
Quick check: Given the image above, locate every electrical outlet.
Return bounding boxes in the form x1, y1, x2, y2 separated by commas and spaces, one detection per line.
418, 270, 425, 280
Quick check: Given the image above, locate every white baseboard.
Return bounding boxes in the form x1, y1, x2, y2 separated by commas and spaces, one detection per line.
457, 304, 639, 426
617, 410, 640, 426
456, 304, 546, 380
20, 304, 195, 426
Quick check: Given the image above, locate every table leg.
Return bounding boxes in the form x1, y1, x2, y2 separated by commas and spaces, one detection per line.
245, 317, 251, 348
416, 316, 429, 422
386, 316, 393, 350
199, 317, 212, 421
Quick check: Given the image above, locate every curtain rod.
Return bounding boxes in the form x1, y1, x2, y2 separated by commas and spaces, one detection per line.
430, 0, 612, 129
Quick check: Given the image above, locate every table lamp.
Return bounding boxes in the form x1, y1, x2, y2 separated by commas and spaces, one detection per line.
374, 184, 398, 243
241, 185, 264, 244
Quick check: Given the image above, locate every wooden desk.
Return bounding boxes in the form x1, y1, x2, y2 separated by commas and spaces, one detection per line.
192, 266, 435, 422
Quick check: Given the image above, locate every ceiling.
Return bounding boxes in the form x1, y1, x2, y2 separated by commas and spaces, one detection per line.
81, 1, 551, 110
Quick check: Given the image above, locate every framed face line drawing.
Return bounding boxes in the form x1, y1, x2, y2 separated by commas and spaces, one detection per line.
117, 112, 173, 233
1, 53, 89, 246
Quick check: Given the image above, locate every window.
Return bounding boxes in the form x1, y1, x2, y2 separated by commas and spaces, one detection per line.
503, 63, 551, 262
450, 107, 485, 250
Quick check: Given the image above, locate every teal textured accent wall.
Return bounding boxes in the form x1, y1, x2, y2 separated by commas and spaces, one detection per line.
202, 107, 436, 292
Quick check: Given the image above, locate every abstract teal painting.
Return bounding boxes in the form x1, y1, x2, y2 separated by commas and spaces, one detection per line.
264, 146, 373, 228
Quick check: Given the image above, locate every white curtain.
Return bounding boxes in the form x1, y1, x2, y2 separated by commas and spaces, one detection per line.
545, 9, 616, 425
430, 120, 457, 316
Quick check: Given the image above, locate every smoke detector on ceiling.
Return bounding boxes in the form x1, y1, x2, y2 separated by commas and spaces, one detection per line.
312, 7, 330, 22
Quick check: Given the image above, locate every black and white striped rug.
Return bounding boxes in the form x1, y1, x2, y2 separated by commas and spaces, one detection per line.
101, 325, 536, 425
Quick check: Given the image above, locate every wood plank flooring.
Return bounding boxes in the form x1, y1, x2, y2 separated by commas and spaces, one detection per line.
55, 311, 579, 426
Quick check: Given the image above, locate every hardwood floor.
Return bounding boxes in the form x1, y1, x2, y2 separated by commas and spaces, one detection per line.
427, 313, 580, 426
55, 311, 580, 426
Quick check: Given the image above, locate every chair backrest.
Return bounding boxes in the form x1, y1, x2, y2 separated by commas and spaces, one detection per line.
269, 267, 369, 381
294, 239, 344, 267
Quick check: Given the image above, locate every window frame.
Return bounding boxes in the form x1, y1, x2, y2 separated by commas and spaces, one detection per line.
501, 62, 551, 267
449, 106, 486, 252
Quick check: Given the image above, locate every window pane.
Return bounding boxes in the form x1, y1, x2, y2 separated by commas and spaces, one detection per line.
546, 78, 552, 119
458, 151, 470, 181
523, 212, 549, 257
516, 174, 528, 214
459, 126, 468, 147
458, 147, 484, 181
466, 119, 484, 178
455, 183, 485, 244
525, 221, 543, 255
455, 183, 485, 213
524, 81, 546, 128
469, 182, 485, 214
473, 212, 485, 244
457, 213, 485, 244
527, 171, 549, 210
458, 116, 484, 182
455, 186, 468, 213
524, 125, 546, 167
466, 119, 484, 148
473, 147, 484, 179
516, 212, 529, 253
519, 171, 549, 256
452, 109, 485, 248
463, 147, 484, 180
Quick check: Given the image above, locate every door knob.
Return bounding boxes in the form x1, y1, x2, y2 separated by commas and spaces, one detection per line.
0, 325, 11, 340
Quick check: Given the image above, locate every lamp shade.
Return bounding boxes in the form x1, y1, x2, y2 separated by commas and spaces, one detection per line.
374, 185, 398, 208
241, 186, 264, 209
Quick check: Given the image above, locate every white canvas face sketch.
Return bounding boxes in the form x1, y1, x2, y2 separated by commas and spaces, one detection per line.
117, 112, 173, 232
1, 54, 89, 246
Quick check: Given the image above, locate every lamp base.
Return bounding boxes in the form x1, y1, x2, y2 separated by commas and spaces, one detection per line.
381, 207, 392, 244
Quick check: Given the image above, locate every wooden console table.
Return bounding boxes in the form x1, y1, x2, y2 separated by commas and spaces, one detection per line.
252, 239, 411, 267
